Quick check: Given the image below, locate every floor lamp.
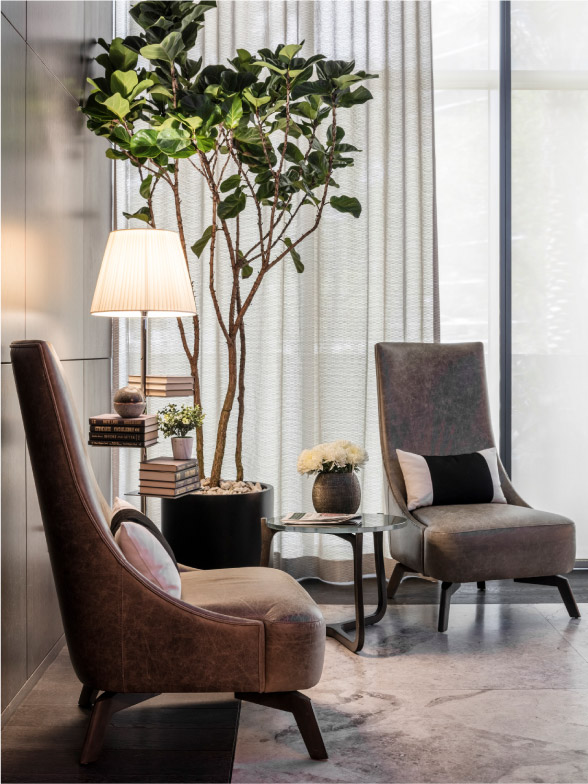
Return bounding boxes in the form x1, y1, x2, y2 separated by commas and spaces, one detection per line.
90, 228, 196, 512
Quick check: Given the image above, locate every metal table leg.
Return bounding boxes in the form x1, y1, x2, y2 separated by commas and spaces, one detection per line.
325, 531, 388, 653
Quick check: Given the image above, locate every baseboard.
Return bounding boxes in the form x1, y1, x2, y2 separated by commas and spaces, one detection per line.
575, 560, 588, 570
1, 634, 66, 727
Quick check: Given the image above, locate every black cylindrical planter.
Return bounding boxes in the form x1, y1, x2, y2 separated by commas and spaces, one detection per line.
161, 484, 274, 569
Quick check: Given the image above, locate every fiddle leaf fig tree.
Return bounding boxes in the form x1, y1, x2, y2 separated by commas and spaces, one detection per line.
81, 0, 376, 488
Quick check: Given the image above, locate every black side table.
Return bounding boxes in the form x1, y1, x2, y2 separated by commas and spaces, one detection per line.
261, 514, 406, 653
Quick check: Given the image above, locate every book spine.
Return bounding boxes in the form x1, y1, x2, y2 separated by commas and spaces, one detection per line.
140, 485, 199, 497
91, 425, 157, 434
88, 440, 158, 448
89, 431, 157, 441
139, 476, 199, 488
89, 417, 157, 426
138, 467, 198, 482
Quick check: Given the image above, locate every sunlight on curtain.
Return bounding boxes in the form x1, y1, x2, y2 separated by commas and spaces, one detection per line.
114, 0, 438, 580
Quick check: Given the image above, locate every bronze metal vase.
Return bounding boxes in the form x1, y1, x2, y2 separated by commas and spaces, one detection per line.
312, 472, 361, 514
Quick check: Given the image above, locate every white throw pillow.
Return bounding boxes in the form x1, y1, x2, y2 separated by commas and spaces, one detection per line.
114, 521, 182, 598
396, 447, 507, 512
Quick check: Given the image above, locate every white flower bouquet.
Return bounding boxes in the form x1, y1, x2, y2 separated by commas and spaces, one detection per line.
157, 403, 205, 439
297, 440, 368, 475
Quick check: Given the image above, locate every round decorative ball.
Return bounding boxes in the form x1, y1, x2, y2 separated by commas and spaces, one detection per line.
113, 385, 145, 418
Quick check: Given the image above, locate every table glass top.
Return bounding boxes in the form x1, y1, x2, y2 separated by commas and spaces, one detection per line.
265, 513, 406, 534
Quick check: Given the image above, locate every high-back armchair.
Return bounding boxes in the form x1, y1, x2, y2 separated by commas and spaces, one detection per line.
375, 341, 579, 631
11, 340, 327, 764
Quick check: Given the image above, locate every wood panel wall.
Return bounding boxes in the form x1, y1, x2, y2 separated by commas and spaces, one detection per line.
1, 0, 113, 714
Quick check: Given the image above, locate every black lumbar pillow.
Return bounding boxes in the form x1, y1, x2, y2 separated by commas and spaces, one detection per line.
396, 447, 507, 511
110, 507, 179, 573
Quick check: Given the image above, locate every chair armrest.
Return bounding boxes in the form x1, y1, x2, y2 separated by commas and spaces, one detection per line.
119, 563, 265, 694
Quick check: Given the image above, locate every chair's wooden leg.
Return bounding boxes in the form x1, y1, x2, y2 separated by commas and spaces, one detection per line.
78, 685, 99, 709
514, 575, 581, 619
387, 561, 417, 599
80, 692, 158, 765
438, 582, 461, 632
236, 691, 328, 760
477, 581, 486, 592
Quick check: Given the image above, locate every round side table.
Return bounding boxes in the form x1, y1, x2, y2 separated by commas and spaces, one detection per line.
262, 514, 407, 653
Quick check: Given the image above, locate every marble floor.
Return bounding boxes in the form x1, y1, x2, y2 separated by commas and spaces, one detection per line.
233, 602, 588, 783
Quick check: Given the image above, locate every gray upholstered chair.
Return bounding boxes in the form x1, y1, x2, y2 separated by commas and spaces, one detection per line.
375, 341, 580, 632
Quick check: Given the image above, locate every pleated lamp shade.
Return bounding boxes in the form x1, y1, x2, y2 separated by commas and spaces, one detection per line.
90, 229, 196, 317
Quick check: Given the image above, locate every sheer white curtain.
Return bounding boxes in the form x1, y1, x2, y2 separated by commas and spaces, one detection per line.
113, 0, 438, 581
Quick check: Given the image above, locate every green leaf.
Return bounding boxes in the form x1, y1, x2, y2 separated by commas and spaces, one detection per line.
157, 128, 191, 155
86, 77, 105, 94
111, 125, 131, 148
224, 95, 243, 130
105, 147, 127, 160
140, 31, 184, 64
110, 69, 138, 97
327, 125, 345, 145
128, 78, 154, 101
333, 73, 362, 88
196, 135, 216, 153
279, 44, 303, 61
279, 141, 303, 164
243, 87, 272, 109
217, 190, 246, 220
109, 38, 138, 71
191, 225, 214, 258
291, 80, 331, 100
123, 206, 151, 223
284, 237, 303, 272
181, 115, 203, 131
150, 84, 174, 101
103, 93, 130, 120
139, 174, 153, 199
140, 43, 169, 62
330, 195, 362, 218
253, 60, 287, 75
241, 264, 253, 279
337, 86, 373, 108
220, 71, 257, 93
220, 174, 242, 193
130, 129, 159, 158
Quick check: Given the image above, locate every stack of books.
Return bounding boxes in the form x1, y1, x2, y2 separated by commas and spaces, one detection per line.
139, 457, 200, 497
88, 414, 159, 448
128, 375, 194, 398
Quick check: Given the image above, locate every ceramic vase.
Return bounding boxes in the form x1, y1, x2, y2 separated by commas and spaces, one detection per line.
312, 471, 361, 514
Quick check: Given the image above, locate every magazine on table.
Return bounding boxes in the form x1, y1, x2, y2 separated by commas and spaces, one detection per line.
280, 512, 362, 525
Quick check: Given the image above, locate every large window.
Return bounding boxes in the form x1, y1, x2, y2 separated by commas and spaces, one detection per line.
432, 0, 588, 559
511, 1, 588, 558
432, 1, 501, 431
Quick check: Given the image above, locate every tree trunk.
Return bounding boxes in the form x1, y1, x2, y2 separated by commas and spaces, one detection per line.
235, 317, 246, 482
209, 338, 238, 487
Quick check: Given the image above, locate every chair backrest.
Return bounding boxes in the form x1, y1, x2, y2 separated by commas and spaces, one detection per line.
375, 342, 501, 507
10, 340, 131, 686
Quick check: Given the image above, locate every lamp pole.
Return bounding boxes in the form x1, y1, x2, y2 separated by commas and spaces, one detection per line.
140, 310, 148, 514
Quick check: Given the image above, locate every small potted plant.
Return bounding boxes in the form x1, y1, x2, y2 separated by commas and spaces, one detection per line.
297, 440, 369, 514
157, 403, 205, 461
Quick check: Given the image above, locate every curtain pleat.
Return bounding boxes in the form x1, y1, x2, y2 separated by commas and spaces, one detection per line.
113, 0, 438, 582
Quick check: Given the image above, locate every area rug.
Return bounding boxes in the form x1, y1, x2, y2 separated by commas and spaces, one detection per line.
233, 602, 588, 783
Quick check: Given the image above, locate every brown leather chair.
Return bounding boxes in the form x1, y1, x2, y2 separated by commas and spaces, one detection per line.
11, 340, 327, 764
375, 341, 580, 632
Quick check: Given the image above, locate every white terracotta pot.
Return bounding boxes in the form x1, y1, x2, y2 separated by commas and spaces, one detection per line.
171, 437, 193, 460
